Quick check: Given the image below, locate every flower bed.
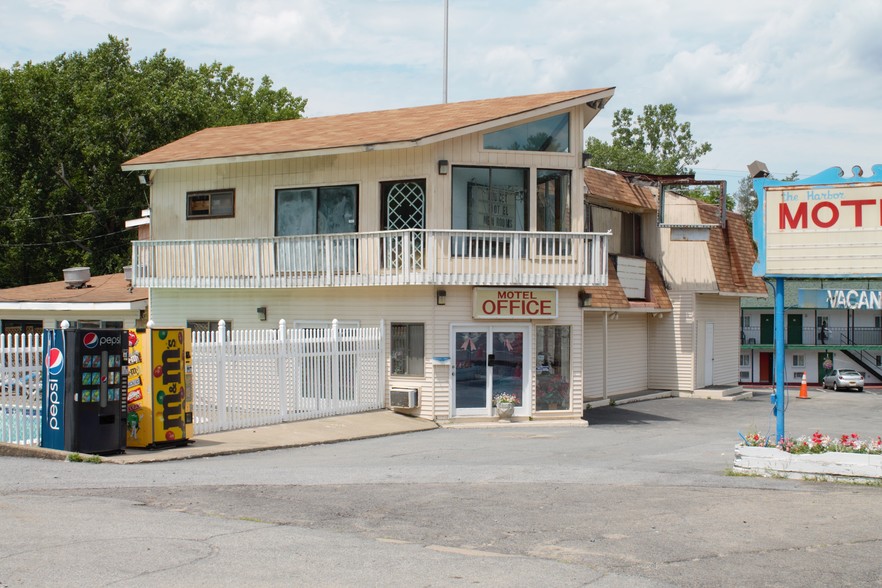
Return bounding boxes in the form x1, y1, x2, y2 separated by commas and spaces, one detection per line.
734, 432, 882, 482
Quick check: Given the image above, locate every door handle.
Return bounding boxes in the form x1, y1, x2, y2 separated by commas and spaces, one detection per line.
487, 354, 495, 367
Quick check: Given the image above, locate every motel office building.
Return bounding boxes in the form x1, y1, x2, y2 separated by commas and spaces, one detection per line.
123, 89, 763, 422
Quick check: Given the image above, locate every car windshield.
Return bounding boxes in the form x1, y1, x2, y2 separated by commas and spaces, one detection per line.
839, 370, 861, 377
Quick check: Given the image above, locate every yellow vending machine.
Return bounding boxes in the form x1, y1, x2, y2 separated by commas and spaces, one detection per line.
126, 328, 194, 448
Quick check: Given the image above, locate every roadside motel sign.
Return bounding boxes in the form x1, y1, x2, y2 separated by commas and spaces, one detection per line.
753, 165, 882, 278
752, 164, 882, 441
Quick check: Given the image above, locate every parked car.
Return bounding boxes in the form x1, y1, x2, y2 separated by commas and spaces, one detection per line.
822, 369, 864, 392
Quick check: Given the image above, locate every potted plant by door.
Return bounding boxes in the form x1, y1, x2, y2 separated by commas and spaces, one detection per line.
493, 393, 518, 422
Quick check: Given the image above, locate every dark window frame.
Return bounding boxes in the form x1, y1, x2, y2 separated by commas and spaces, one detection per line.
187, 320, 232, 333
274, 184, 359, 236
391, 322, 425, 377
1, 319, 42, 336
186, 189, 236, 220
451, 165, 530, 231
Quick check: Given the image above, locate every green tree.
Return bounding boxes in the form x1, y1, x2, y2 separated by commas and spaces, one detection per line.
584, 103, 712, 175
735, 170, 799, 233
0, 36, 306, 288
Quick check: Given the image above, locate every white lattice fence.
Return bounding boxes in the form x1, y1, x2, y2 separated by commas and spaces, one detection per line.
191, 320, 385, 434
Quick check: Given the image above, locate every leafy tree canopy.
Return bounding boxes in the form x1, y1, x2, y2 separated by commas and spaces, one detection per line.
584, 103, 712, 175
0, 36, 306, 287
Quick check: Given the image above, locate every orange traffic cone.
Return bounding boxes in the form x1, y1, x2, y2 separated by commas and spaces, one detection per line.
798, 372, 810, 399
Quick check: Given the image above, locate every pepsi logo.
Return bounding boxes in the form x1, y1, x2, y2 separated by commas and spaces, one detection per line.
83, 332, 99, 349
46, 347, 64, 376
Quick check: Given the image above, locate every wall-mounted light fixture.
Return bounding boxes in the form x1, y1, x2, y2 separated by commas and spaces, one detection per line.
138, 173, 152, 186
609, 311, 619, 320
578, 291, 592, 308
436, 289, 447, 306
438, 160, 449, 175
582, 152, 592, 168
257, 306, 267, 321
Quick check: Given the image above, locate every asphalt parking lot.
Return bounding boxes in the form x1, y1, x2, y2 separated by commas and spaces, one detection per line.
1, 387, 881, 587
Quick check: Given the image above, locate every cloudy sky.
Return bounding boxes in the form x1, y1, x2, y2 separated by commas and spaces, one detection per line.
2, 0, 881, 187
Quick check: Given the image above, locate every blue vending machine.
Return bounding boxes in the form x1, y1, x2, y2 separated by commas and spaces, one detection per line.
41, 328, 127, 454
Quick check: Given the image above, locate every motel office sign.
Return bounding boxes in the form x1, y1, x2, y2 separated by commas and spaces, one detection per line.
473, 288, 558, 319
753, 165, 882, 278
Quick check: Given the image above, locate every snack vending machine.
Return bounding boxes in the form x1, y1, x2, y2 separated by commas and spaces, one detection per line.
126, 328, 193, 449
41, 328, 127, 454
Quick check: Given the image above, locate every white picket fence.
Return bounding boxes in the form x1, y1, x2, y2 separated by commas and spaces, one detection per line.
0, 321, 386, 444
0, 333, 43, 445
191, 319, 386, 434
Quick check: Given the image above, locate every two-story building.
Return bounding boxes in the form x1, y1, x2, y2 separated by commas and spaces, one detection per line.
740, 280, 882, 386
122, 88, 763, 422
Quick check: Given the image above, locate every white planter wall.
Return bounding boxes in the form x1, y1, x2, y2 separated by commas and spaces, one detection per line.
734, 446, 882, 482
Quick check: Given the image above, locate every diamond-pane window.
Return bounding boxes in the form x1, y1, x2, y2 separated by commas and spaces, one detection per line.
382, 180, 426, 270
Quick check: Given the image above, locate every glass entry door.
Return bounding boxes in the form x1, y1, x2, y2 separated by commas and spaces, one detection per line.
451, 326, 529, 417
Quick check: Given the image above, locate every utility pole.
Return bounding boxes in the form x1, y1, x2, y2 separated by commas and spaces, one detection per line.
443, 0, 448, 103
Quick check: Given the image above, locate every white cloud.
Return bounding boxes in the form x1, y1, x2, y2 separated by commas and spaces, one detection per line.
1, 0, 881, 178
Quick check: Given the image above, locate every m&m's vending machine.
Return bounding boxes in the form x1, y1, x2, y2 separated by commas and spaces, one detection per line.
125, 328, 193, 449
41, 328, 127, 454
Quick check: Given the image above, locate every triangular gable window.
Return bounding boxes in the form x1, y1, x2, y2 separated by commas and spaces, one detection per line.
483, 113, 569, 152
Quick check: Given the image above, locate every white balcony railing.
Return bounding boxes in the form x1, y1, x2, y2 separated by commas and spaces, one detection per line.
131, 229, 610, 289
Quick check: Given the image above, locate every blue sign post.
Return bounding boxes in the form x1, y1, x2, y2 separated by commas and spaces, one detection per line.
774, 278, 785, 440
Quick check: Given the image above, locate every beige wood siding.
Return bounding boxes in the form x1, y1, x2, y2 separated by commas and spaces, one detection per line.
606, 313, 648, 395
150, 284, 587, 419
583, 312, 606, 398
694, 294, 741, 386
654, 194, 719, 291
649, 291, 696, 391
149, 108, 586, 242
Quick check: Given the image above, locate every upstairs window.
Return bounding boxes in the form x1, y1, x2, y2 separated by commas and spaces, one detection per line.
187, 189, 235, 219
537, 170, 571, 233
276, 185, 358, 236
483, 113, 570, 152
452, 167, 527, 231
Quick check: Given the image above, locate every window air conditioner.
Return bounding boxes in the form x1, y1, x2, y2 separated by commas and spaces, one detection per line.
390, 387, 419, 409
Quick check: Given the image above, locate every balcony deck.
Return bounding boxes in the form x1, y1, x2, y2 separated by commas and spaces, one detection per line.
131, 229, 610, 289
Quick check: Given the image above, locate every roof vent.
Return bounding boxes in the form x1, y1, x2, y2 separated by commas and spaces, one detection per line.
63, 267, 91, 289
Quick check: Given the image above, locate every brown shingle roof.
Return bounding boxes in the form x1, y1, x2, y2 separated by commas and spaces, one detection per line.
123, 88, 614, 169
580, 257, 671, 311
0, 273, 147, 305
696, 203, 767, 296
584, 166, 656, 211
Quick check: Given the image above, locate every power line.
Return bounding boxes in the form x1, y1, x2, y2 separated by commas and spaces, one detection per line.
1, 205, 137, 223
0, 228, 131, 248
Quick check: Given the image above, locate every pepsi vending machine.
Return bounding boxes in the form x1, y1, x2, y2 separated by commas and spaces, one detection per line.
41, 328, 127, 454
